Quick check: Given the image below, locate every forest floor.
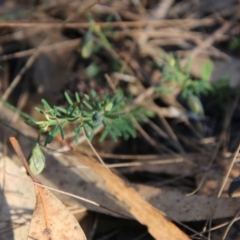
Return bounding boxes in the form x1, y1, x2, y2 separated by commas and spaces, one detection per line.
0, 0, 240, 239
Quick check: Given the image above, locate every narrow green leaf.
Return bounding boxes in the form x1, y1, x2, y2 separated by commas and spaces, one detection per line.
90, 89, 97, 98
126, 125, 136, 138
44, 131, 53, 146
59, 125, 64, 140
41, 99, 52, 110
89, 98, 98, 110
110, 92, 121, 103
111, 97, 125, 111
81, 32, 94, 59
84, 94, 90, 100
25, 118, 37, 126
111, 124, 122, 136
201, 61, 213, 81
83, 100, 93, 110
53, 106, 59, 116
75, 92, 81, 103
88, 127, 95, 140
64, 92, 73, 105
108, 127, 118, 142
67, 117, 80, 122
44, 125, 59, 146
82, 111, 93, 117
34, 107, 44, 114
104, 114, 121, 119
122, 131, 130, 140
55, 106, 67, 113
68, 106, 78, 116
73, 125, 82, 144
97, 101, 102, 110
83, 124, 90, 139
99, 129, 109, 142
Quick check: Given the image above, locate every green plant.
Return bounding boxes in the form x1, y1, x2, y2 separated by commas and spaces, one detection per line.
27, 142, 46, 175
228, 37, 240, 51
26, 90, 146, 146
156, 53, 213, 99
80, 13, 112, 59
155, 53, 215, 118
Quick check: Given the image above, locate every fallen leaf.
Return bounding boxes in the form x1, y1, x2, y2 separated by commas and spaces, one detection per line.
8, 137, 86, 240
28, 186, 86, 240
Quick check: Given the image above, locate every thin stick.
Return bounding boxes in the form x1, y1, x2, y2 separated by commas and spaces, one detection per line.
0, 19, 216, 29
189, 22, 232, 60
67, 158, 184, 169
0, 39, 80, 61
130, 115, 175, 154
217, 142, 240, 197
83, 131, 110, 171
222, 210, 240, 240
0, 37, 49, 107
9, 137, 39, 183
0, 169, 131, 220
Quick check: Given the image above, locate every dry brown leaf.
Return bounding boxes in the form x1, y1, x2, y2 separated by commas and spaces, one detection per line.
8, 137, 87, 240
28, 186, 86, 240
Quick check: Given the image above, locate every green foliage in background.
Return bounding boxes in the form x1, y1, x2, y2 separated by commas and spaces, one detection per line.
80, 13, 112, 59
156, 53, 213, 99
228, 37, 240, 51
155, 53, 215, 118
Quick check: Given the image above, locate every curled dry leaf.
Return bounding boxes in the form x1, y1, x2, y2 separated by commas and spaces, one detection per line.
28, 186, 86, 240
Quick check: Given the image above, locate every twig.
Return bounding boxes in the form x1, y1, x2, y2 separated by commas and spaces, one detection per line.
191, 215, 240, 238
0, 168, 131, 220
151, 0, 175, 19
83, 130, 110, 171
130, 115, 176, 154
0, 19, 216, 29
217, 142, 240, 197
222, 210, 240, 240
0, 37, 49, 107
0, 39, 80, 61
189, 22, 232, 59
9, 137, 39, 183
